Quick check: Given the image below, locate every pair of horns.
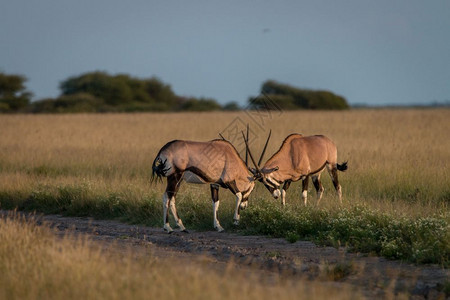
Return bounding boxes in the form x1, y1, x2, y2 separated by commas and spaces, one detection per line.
241, 126, 271, 173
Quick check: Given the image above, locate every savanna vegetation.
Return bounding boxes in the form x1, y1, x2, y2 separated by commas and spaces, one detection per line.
0, 73, 32, 112
0, 109, 449, 267
1, 212, 363, 300
32, 72, 223, 113
249, 80, 349, 110
1, 71, 350, 113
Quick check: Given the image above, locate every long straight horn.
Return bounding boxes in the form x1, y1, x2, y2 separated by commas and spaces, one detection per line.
219, 133, 226, 141
258, 129, 271, 167
245, 124, 249, 167
241, 131, 260, 172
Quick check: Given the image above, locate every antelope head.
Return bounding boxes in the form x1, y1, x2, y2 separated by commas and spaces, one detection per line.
241, 130, 281, 199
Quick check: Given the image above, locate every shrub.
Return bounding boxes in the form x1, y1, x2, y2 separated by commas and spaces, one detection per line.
250, 80, 349, 110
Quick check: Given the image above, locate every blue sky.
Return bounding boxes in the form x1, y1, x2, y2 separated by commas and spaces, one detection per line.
1, 0, 449, 106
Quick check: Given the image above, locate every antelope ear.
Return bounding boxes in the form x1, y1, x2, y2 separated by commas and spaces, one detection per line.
261, 166, 279, 174
249, 167, 258, 175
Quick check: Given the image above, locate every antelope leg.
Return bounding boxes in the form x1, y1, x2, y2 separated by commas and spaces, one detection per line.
327, 165, 342, 204
302, 176, 309, 206
233, 192, 242, 225
281, 180, 292, 206
163, 173, 183, 233
163, 192, 173, 233
170, 196, 186, 232
312, 175, 324, 205
211, 184, 224, 232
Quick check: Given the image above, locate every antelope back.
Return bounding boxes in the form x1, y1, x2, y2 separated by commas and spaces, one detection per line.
157, 139, 251, 190
264, 134, 338, 176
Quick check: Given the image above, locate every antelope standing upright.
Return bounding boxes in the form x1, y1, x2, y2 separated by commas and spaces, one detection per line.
152, 137, 268, 233
244, 133, 347, 206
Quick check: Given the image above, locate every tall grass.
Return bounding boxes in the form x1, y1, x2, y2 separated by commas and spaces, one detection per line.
0, 212, 363, 299
0, 109, 449, 264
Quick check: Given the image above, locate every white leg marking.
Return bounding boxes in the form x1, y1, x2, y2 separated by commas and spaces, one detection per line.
337, 185, 342, 204
233, 192, 242, 225
170, 196, 186, 231
302, 190, 308, 206
213, 200, 224, 232
163, 193, 173, 233
281, 189, 286, 206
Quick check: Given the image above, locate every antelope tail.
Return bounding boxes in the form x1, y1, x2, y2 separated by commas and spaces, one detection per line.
151, 156, 170, 183
337, 161, 348, 172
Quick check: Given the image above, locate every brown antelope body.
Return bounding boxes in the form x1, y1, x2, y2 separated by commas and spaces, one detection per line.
152, 139, 255, 233
247, 134, 347, 205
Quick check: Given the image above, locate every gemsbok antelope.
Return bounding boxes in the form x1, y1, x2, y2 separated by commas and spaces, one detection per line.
151, 136, 270, 233
244, 133, 347, 206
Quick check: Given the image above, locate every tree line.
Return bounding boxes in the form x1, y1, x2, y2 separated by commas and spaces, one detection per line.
249, 80, 349, 110
0, 72, 349, 113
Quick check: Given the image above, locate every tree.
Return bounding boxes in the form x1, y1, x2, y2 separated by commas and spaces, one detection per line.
250, 80, 349, 110
0, 72, 32, 112
57, 71, 182, 111
223, 101, 241, 111
178, 97, 222, 111
30, 93, 104, 113
32, 71, 223, 113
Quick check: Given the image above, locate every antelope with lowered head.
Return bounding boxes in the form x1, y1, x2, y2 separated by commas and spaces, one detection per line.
244, 133, 347, 206
152, 137, 267, 233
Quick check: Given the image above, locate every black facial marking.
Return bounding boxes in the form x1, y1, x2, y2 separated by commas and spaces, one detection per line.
261, 179, 276, 194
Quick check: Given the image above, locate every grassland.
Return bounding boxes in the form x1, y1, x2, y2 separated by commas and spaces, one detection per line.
1, 212, 365, 300
0, 109, 449, 266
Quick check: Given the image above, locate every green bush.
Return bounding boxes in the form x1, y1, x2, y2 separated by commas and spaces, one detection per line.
31, 93, 104, 113
177, 97, 222, 111
0, 72, 32, 112
250, 80, 349, 110
240, 201, 449, 266
30, 71, 224, 113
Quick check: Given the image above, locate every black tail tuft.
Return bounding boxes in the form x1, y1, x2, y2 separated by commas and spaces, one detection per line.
337, 161, 348, 172
151, 157, 170, 183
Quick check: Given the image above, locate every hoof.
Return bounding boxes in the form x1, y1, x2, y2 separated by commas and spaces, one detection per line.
181, 229, 189, 233
164, 224, 174, 234
233, 220, 240, 226
215, 226, 225, 233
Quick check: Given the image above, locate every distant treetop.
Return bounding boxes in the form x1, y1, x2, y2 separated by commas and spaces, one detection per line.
0, 72, 32, 112
31, 71, 222, 113
1, 71, 351, 113
249, 80, 349, 110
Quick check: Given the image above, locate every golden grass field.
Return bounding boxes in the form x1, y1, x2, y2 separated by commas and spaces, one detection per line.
1, 109, 449, 213
0, 109, 449, 298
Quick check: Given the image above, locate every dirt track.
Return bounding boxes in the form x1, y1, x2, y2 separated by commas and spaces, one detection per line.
3, 211, 448, 299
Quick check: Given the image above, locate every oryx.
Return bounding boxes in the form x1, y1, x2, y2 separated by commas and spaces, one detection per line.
244, 133, 347, 206
152, 137, 266, 233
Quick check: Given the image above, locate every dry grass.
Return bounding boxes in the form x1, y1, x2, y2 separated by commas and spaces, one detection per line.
1, 109, 449, 213
0, 110, 448, 297
0, 212, 363, 300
